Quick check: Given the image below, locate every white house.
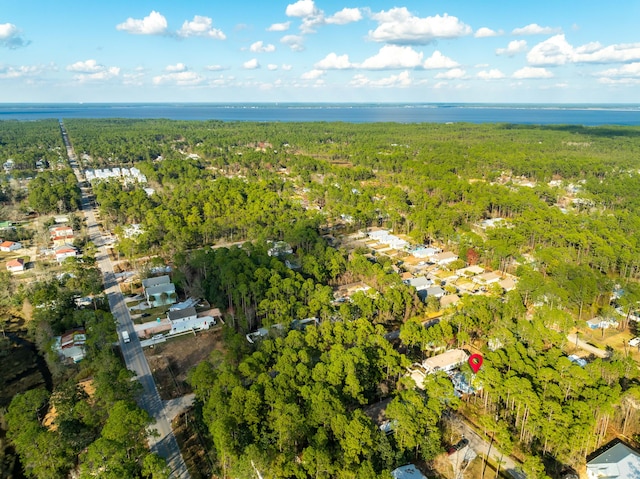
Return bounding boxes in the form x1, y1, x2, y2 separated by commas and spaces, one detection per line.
473, 271, 503, 285
0, 240, 21, 252
167, 306, 215, 334
586, 441, 640, 479
6, 258, 24, 273
55, 245, 77, 262
392, 465, 426, 479
422, 349, 469, 374
405, 276, 432, 291
431, 251, 458, 266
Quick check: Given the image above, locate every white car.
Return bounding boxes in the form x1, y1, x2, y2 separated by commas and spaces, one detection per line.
629, 337, 640, 347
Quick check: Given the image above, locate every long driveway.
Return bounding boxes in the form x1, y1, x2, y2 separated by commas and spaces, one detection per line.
61, 121, 191, 478
455, 416, 526, 479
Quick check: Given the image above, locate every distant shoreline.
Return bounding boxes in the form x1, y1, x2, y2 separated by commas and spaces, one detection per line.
2, 103, 640, 125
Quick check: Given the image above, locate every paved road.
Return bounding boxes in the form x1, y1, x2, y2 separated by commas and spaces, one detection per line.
60, 121, 191, 479
454, 414, 526, 479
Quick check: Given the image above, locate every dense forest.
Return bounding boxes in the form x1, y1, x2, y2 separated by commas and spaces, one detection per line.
1, 118, 640, 478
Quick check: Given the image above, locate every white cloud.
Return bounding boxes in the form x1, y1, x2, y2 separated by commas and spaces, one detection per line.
598, 77, 640, 86
360, 45, 423, 70
282, 64, 293, 71
314, 53, 353, 70
477, 69, 505, 80
0, 23, 29, 48
66, 59, 104, 73
526, 35, 640, 66
152, 71, 204, 86
178, 15, 225, 39
250, 41, 275, 53
281, 35, 305, 51
496, 40, 528, 57
512, 23, 561, 35
165, 63, 187, 72
66, 59, 120, 82
267, 22, 291, 32
435, 68, 466, 79
286, 0, 318, 17
474, 27, 501, 38
0, 64, 46, 80
527, 35, 573, 65
512, 66, 553, 79
423, 51, 459, 69
205, 64, 227, 71
267, 64, 278, 71
301, 69, 325, 80
350, 70, 413, 88
116, 11, 168, 35
597, 62, 640, 77
243, 58, 260, 69
369, 8, 472, 44
326, 8, 362, 25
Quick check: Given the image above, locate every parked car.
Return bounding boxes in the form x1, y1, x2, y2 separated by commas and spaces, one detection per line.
629, 337, 640, 347
447, 438, 469, 455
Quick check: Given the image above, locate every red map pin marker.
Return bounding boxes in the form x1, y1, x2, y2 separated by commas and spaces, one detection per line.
469, 354, 483, 374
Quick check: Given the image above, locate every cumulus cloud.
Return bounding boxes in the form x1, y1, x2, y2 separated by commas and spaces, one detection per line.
314, 53, 353, 70
368, 8, 472, 44
512, 23, 561, 35
423, 51, 459, 69
596, 62, 640, 84
116, 11, 168, 35
178, 15, 225, 39
281, 34, 305, 51
326, 8, 362, 25
435, 68, 466, 80
286, 0, 318, 17
205, 64, 227, 71
496, 40, 528, 57
527, 34, 640, 66
152, 70, 204, 86
301, 69, 325, 80
66, 59, 120, 82
250, 41, 276, 53
512, 66, 553, 79
267, 64, 278, 71
66, 59, 104, 73
282, 64, 293, 71
243, 58, 260, 69
477, 69, 505, 80
350, 71, 413, 88
165, 63, 187, 72
360, 45, 424, 69
0, 64, 47, 79
0, 23, 29, 49
267, 21, 290, 32
474, 27, 501, 38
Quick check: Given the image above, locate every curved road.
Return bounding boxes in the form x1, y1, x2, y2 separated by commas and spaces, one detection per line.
60, 120, 191, 479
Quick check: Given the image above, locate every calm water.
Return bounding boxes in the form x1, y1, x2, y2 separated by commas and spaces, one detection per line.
1, 103, 640, 125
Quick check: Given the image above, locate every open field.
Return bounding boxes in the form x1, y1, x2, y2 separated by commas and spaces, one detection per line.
144, 328, 224, 400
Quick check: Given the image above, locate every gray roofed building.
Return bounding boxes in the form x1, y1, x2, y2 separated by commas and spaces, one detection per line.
405, 276, 432, 291
586, 441, 640, 479
168, 307, 197, 322
425, 286, 445, 299
142, 275, 171, 289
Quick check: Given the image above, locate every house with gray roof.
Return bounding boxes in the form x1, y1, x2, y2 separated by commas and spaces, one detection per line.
586, 441, 640, 479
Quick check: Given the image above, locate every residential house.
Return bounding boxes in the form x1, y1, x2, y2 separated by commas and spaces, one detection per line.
53, 329, 86, 363
425, 286, 446, 299
456, 265, 485, 277
0, 240, 21, 252
473, 271, 503, 285
55, 245, 77, 262
167, 306, 215, 334
499, 277, 517, 292
431, 251, 458, 266
405, 276, 432, 291
586, 317, 618, 330
412, 246, 440, 259
586, 441, 640, 479
392, 465, 426, 479
6, 258, 24, 273
423, 349, 469, 374
50, 225, 74, 246
440, 294, 460, 308
267, 241, 293, 257
144, 281, 176, 307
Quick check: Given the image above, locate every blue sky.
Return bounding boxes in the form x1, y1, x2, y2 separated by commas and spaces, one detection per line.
2, 0, 640, 103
